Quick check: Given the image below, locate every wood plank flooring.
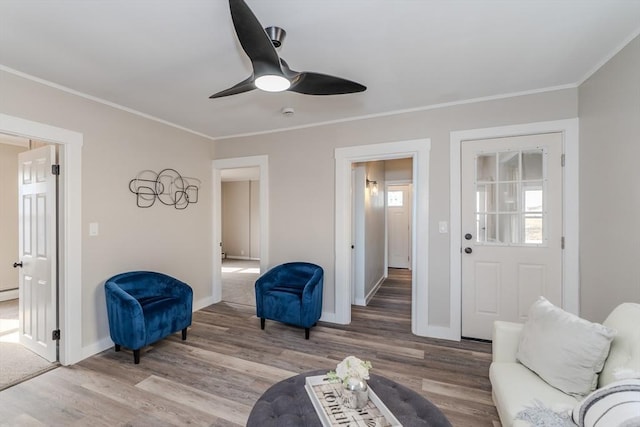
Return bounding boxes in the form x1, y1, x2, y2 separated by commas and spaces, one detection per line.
0, 269, 501, 426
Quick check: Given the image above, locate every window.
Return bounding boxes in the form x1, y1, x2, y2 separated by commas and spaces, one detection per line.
387, 191, 403, 207
475, 148, 546, 246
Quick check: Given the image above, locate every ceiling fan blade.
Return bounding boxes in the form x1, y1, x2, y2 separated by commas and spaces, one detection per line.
229, 0, 282, 76
288, 71, 367, 95
209, 76, 255, 98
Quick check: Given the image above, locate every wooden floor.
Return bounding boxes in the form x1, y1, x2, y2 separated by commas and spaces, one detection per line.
0, 269, 500, 426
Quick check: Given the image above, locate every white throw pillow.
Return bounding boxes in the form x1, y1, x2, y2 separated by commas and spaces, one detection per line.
516, 297, 616, 397
572, 379, 640, 427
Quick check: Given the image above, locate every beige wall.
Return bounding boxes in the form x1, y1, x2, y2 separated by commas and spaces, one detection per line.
363, 161, 386, 299
212, 88, 578, 323
0, 143, 27, 293
222, 180, 261, 259
0, 70, 213, 348
578, 35, 640, 322
4, 32, 635, 351
250, 180, 260, 257
385, 158, 412, 182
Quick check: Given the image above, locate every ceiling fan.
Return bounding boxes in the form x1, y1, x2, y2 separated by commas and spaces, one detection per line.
210, 0, 366, 99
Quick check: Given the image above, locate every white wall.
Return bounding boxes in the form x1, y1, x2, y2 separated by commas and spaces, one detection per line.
0, 143, 26, 293
578, 34, 640, 322
0, 70, 214, 351
212, 88, 578, 324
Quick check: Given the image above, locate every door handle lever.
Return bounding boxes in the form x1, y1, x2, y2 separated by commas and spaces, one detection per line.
13, 261, 23, 268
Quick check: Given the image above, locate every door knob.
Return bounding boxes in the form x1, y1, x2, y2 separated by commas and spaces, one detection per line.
464, 233, 473, 240
464, 247, 472, 254
13, 261, 23, 268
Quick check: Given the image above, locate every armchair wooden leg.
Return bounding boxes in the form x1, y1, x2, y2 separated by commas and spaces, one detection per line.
115, 344, 121, 352
305, 328, 310, 340
133, 349, 140, 364
182, 328, 187, 340
260, 318, 265, 330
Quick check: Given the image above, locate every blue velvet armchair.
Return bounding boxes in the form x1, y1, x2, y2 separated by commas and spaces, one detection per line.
255, 262, 324, 339
105, 271, 193, 364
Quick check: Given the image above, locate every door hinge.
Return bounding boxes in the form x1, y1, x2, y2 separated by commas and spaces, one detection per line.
51, 164, 60, 175
561, 154, 565, 167
52, 329, 61, 340
561, 236, 565, 249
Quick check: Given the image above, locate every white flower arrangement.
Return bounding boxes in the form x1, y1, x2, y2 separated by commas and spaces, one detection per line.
327, 356, 373, 386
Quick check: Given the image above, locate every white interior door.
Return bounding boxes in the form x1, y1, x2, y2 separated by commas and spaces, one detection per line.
18, 145, 58, 362
387, 185, 411, 269
461, 133, 563, 340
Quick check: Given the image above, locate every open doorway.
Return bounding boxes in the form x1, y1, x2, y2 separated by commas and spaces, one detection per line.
335, 139, 431, 337
351, 159, 413, 304
212, 155, 269, 306
220, 168, 261, 306
0, 113, 83, 365
0, 134, 57, 389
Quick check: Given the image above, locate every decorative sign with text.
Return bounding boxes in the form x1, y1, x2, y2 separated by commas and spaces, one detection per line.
304, 375, 402, 427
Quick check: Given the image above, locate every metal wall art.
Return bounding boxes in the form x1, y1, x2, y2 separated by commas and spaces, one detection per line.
129, 169, 200, 210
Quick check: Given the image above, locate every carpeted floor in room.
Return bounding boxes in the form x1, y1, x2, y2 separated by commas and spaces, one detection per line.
221, 258, 260, 306
0, 299, 57, 390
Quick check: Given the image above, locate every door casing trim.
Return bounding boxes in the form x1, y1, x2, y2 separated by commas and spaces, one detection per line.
0, 113, 83, 365
211, 155, 269, 308
450, 119, 579, 341
335, 139, 431, 336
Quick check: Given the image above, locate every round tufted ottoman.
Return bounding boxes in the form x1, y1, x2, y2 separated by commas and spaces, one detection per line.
247, 370, 452, 427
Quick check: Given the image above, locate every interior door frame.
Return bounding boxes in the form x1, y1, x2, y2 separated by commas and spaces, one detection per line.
335, 138, 431, 336
450, 119, 579, 341
211, 155, 269, 307
0, 113, 83, 365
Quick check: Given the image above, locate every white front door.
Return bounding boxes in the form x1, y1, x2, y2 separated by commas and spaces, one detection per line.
387, 185, 411, 269
461, 133, 563, 340
18, 145, 58, 362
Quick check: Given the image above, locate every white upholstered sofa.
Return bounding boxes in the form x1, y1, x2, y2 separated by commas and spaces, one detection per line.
490, 302, 640, 427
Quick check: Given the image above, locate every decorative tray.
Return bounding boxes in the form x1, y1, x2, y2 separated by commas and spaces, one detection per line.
304, 375, 403, 427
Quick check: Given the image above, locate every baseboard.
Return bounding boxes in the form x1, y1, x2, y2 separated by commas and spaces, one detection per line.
225, 256, 260, 261
416, 324, 461, 341
0, 289, 18, 302
319, 311, 337, 323
82, 336, 113, 360
365, 275, 386, 305
81, 300, 218, 363
193, 296, 217, 311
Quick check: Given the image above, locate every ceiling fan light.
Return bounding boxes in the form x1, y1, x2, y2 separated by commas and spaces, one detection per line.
255, 75, 290, 92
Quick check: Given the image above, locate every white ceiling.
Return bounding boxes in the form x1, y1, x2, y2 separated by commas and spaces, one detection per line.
1, 1, 639, 140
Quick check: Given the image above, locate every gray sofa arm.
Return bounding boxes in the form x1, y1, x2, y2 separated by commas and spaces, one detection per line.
492, 321, 524, 363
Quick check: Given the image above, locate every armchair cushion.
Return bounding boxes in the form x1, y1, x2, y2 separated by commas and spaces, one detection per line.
256, 262, 323, 335
105, 271, 193, 357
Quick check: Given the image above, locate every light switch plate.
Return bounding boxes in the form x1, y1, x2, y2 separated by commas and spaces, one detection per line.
89, 222, 99, 236
438, 221, 448, 234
